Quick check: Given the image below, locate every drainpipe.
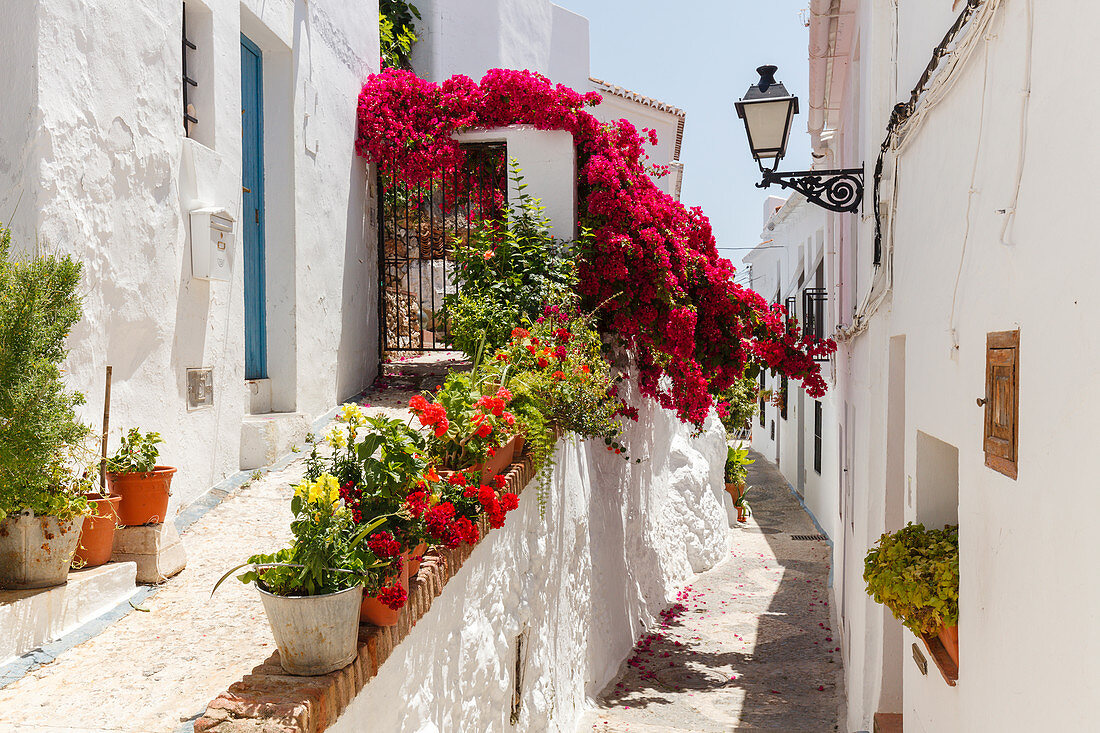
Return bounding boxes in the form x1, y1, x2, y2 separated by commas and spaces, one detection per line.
807, 0, 837, 156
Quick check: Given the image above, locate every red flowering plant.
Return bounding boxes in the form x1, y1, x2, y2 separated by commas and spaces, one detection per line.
409, 372, 518, 472
398, 466, 522, 549
303, 405, 428, 606
356, 68, 836, 427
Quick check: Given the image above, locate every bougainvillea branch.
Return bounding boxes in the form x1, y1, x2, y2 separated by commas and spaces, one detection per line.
356, 68, 836, 425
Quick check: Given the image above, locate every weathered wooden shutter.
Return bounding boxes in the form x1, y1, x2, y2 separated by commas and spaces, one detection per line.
983, 330, 1019, 479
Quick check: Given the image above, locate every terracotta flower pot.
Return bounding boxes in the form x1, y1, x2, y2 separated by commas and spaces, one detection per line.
938, 623, 959, 667
359, 569, 409, 627
513, 434, 526, 457
107, 466, 176, 526
406, 543, 428, 579
471, 435, 518, 484
74, 495, 121, 568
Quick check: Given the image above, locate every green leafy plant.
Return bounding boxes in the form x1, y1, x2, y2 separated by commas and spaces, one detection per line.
105, 428, 163, 474
716, 378, 758, 438
445, 161, 580, 359
380, 0, 420, 71
863, 523, 959, 637
733, 485, 753, 517
215, 474, 395, 598
0, 228, 91, 521
724, 445, 755, 486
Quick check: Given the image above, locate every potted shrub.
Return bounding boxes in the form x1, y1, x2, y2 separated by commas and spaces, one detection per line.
105, 428, 176, 526
0, 230, 92, 589
864, 523, 960, 670
214, 474, 396, 675
724, 445, 755, 522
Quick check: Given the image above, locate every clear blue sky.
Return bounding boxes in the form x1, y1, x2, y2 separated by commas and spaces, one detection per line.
556, 0, 811, 272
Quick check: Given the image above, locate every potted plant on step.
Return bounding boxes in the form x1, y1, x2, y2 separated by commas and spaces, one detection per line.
724, 445, 755, 523
106, 428, 176, 525
0, 230, 93, 589
864, 523, 959, 679
74, 463, 121, 569
214, 474, 395, 675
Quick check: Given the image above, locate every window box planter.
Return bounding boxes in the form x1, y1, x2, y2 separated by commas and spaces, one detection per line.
920, 624, 959, 686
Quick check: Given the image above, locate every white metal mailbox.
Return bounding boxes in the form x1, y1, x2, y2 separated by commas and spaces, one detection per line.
189, 207, 235, 281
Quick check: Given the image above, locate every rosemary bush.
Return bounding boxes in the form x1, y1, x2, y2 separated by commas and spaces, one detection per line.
0, 229, 90, 520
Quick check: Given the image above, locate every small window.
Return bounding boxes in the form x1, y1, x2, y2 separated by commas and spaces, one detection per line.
983, 330, 1020, 479
814, 400, 823, 474
183, 2, 198, 134
770, 420, 775, 441
181, 2, 214, 147
780, 375, 788, 421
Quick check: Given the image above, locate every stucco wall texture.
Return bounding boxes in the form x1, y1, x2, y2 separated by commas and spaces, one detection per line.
334, 389, 730, 733
0, 0, 380, 515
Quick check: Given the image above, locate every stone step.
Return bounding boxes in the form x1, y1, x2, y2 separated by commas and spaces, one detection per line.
240, 412, 311, 471
0, 562, 138, 666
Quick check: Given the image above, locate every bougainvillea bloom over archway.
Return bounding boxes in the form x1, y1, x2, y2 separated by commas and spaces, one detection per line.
356, 68, 836, 425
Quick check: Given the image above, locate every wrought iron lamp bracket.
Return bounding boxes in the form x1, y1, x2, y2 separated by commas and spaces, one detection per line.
757, 167, 865, 214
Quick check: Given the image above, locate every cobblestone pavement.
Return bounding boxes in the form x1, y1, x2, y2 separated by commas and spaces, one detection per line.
0, 355, 464, 733
578, 450, 843, 733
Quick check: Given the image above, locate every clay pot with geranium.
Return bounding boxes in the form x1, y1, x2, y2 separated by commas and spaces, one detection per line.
410, 371, 520, 482
105, 428, 176, 526
864, 523, 960, 679
213, 474, 399, 675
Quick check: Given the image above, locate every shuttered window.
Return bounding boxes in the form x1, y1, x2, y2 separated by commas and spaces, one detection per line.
983, 330, 1019, 479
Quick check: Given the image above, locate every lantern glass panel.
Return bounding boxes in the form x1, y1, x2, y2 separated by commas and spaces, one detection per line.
742, 99, 795, 160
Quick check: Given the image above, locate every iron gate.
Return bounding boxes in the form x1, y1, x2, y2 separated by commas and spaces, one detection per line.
377, 143, 508, 354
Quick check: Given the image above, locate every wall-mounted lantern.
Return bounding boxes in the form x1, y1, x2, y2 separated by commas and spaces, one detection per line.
735, 65, 865, 214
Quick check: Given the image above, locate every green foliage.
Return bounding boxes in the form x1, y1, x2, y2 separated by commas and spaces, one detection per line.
502, 382, 556, 514
446, 293, 521, 360
231, 474, 394, 597
723, 445, 754, 485
380, 0, 420, 70
0, 229, 90, 520
716, 378, 758, 438
106, 428, 163, 474
863, 523, 959, 637
446, 161, 580, 358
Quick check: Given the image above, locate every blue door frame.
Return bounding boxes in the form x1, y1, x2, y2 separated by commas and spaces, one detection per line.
241, 34, 267, 380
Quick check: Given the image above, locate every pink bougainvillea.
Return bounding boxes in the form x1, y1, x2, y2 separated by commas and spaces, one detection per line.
356, 68, 836, 425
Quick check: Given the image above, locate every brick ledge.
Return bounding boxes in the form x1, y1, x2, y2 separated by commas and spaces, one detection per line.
194, 454, 538, 733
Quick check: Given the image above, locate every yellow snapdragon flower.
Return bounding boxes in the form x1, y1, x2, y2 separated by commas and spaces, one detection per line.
326, 427, 348, 449
340, 403, 366, 427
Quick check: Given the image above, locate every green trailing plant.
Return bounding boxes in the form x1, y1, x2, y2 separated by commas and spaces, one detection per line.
863, 523, 959, 637
0, 228, 91, 521
733, 485, 753, 517
379, 0, 420, 71
105, 428, 164, 474
724, 445, 754, 486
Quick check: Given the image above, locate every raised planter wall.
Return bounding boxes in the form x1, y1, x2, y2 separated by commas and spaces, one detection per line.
196, 392, 729, 732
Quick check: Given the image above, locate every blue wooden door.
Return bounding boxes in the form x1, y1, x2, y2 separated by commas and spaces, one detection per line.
241, 35, 267, 380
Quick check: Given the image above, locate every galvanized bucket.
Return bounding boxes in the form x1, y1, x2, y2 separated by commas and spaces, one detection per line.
0, 513, 82, 589
258, 584, 364, 676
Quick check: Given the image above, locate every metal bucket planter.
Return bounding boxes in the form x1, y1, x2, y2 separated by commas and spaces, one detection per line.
0, 513, 82, 589
258, 584, 364, 676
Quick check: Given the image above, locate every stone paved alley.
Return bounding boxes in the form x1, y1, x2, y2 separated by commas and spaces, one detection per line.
578, 452, 843, 732
0, 353, 842, 732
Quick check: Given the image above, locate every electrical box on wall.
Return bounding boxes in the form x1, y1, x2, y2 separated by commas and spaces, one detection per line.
189, 207, 234, 281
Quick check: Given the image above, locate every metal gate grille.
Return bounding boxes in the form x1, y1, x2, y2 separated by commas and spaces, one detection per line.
377, 143, 508, 354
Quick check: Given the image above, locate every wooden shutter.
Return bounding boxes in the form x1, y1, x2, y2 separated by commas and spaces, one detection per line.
983, 330, 1019, 479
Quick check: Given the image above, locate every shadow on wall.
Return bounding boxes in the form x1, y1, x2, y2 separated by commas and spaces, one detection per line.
335, 148, 377, 400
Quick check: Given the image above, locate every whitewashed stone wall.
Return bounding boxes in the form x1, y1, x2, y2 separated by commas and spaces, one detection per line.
333, 392, 729, 733
0, 0, 380, 514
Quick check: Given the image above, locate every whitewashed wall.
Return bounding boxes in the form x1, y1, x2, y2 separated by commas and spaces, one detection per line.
0, 0, 379, 515
333, 393, 730, 733
411, 0, 590, 90
823, 1, 1100, 731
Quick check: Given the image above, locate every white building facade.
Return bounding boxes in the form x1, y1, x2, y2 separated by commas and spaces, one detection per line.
800, 0, 1100, 730
0, 1, 381, 515
746, 194, 840, 544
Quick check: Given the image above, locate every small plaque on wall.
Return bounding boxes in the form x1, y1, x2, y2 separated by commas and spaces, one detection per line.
187, 367, 214, 409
